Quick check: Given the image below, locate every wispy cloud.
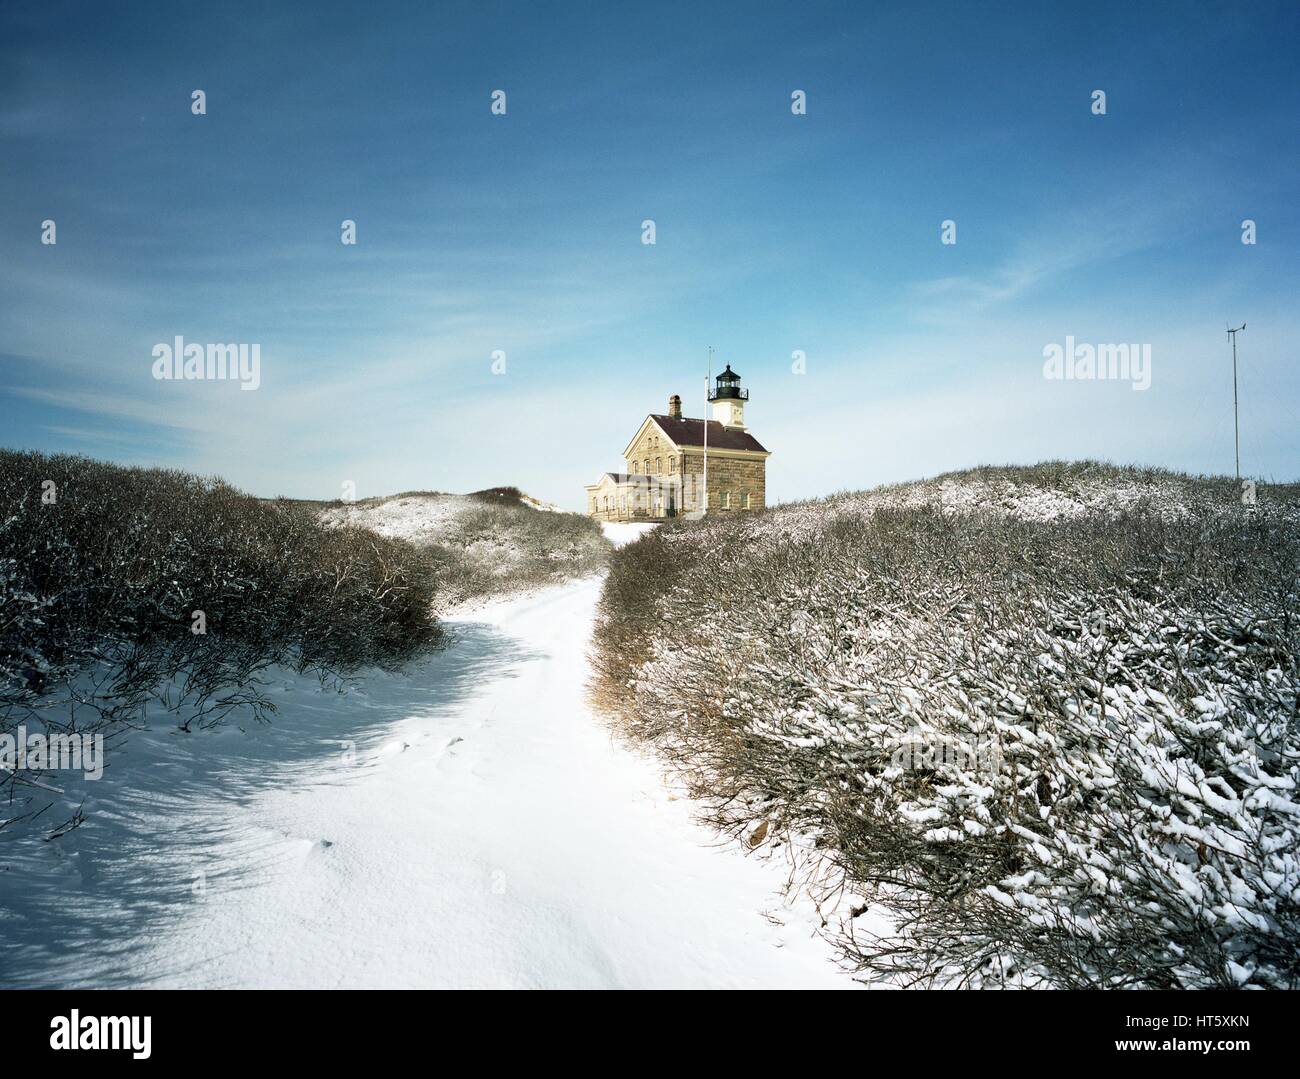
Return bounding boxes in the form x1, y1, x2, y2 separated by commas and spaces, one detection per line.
909, 174, 1224, 319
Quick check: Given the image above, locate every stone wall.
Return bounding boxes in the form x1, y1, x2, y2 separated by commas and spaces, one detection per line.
679, 450, 766, 512
625, 428, 676, 477
594, 421, 768, 519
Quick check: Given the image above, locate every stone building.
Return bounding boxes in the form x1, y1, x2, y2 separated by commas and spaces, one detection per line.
585, 365, 770, 521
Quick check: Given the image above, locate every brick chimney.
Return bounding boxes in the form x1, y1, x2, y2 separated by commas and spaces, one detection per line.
668, 393, 682, 419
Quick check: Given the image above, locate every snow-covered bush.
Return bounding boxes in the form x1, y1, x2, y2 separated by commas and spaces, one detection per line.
592, 465, 1300, 988
1, 449, 444, 834
319, 486, 608, 606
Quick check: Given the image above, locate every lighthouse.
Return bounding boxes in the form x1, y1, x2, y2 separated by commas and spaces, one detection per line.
708, 364, 749, 429
583, 363, 769, 521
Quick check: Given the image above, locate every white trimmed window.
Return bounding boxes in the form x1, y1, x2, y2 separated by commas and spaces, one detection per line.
723, 491, 731, 509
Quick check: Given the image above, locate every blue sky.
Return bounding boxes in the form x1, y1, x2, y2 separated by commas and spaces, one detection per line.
2, 0, 1296, 508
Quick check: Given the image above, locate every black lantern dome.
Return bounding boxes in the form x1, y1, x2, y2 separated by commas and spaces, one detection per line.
708, 364, 749, 402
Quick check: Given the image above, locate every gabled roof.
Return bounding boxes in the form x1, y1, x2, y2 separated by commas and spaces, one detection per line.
648, 415, 769, 454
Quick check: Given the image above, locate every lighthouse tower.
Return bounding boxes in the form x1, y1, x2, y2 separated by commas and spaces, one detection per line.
709, 364, 749, 429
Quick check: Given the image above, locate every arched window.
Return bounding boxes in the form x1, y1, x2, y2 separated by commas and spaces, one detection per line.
631, 460, 639, 475
743, 491, 751, 509
655, 457, 662, 474
669, 457, 677, 474
723, 491, 731, 509
603, 495, 610, 512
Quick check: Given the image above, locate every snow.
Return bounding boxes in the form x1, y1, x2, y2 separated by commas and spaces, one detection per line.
321, 494, 654, 556
319, 493, 470, 543
2, 575, 852, 989
315, 492, 608, 615
600, 521, 657, 547
520, 494, 564, 513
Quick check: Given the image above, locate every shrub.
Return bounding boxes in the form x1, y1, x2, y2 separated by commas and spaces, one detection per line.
322, 489, 609, 606
0, 449, 443, 832
468, 486, 526, 503
592, 467, 1300, 988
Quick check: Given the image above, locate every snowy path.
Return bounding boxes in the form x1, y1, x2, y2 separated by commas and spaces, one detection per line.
7, 572, 852, 988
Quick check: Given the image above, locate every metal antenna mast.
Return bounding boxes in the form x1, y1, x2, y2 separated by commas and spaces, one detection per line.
1227, 323, 1246, 480
702, 346, 714, 516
